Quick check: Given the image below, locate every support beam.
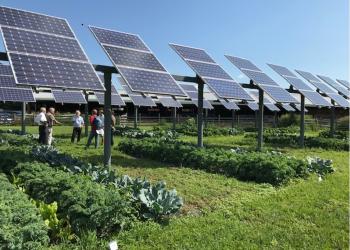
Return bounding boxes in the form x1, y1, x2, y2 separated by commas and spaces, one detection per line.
103, 72, 112, 168
330, 100, 336, 138
21, 102, 26, 135
197, 76, 204, 148
134, 106, 138, 129
299, 95, 305, 148
257, 89, 264, 151
231, 110, 236, 129
84, 92, 89, 137
172, 107, 177, 130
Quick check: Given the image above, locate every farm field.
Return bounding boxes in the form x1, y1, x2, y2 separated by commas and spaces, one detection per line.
0, 124, 348, 249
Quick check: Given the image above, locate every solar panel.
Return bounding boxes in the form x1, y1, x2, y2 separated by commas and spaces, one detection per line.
170, 44, 253, 101
226, 56, 298, 103
0, 87, 35, 102
247, 102, 259, 111
282, 76, 313, 91
295, 70, 321, 83
336, 79, 350, 89
317, 75, 349, 97
158, 96, 182, 108
169, 44, 215, 63
327, 93, 350, 108
268, 64, 331, 107
0, 7, 104, 91
0, 6, 74, 37
225, 55, 261, 71
0, 64, 13, 75
265, 103, 280, 112
180, 84, 197, 92
0, 75, 16, 87
129, 95, 156, 107
267, 63, 297, 77
281, 103, 296, 112
299, 90, 331, 107
258, 84, 298, 103
52, 89, 87, 104
240, 69, 279, 86
311, 81, 337, 94
219, 99, 240, 110
95, 93, 125, 106
89, 26, 149, 52
293, 104, 308, 112
89, 26, 185, 97
192, 99, 214, 109
203, 78, 253, 100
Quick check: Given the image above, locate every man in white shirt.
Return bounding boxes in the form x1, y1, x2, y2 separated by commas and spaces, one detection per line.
34, 107, 48, 144
71, 110, 84, 143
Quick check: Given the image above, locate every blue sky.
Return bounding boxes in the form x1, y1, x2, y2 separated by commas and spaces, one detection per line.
1, 0, 349, 88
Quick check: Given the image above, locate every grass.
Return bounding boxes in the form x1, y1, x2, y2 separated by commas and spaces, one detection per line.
1, 125, 349, 249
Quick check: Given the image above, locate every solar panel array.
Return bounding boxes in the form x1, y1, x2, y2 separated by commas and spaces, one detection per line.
95, 92, 125, 106
180, 83, 214, 109
250, 91, 280, 112
120, 81, 156, 107
296, 69, 349, 108
336, 79, 350, 90
170, 44, 253, 101
247, 102, 259, 111
226, 56, 298, 103
281, 103, 296, 112
293, 104, 308, 113
89, 26, 185, 97
317, 75, 349, 98
0, 63, 35, 102
157, 96, 182, 108
0, 7, 103, 91
52, 89, 87, 104
268, 64, 331, 107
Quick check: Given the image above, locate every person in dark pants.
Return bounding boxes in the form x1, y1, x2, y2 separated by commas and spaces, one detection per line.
34, 107, 48, 144
71, 110, 84, 143
85, 109, 99, 149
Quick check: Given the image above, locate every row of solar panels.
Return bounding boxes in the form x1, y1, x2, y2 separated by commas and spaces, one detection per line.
0, 6, 348, 110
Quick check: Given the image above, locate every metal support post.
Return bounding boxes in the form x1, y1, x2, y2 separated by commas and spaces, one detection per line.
21, 102, 26, 135
103, 72, 112, 168
134, 106, 138, 129
299, 95, 305, 148
197, 76, 204, 147
172, 107, 177, 130
231, 109, 236, 129
84, 92, 89, 137
330, 100, 336, 137
257, 89, 264, 151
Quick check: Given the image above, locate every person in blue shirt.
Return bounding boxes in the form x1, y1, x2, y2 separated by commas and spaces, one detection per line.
71, 110, 84, 143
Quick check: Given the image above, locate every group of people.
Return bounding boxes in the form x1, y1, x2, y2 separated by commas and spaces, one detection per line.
35, 107, 115, 148
34, 107, 61, 145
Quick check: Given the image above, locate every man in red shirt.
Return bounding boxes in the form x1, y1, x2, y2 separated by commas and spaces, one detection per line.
85, 109, 99, 149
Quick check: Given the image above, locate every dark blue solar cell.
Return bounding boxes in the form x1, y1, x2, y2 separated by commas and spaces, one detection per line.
327, 93, 349, 108
104, 45, 165, 71
158, 96, 182, 108
187, 60, 231, 80
129, 94, 156, 107
10, 53, 104, 90
95, 92, 125, 106
283, 76, 313, 91
259, 84, 298, 103
299, 90, 331, 107
0, 7, 74, 37
180, 84, 197, 92
296, 70, 321, 83
2, 27, 87, 61
317, 75, 349, 97
241, 69, 279, 86
52, 90, 87, 104
170, 44, 215, 63
0, 75, 16, 87
0, 64, 13, 75
90, 26, 149, 51
268, 63, 297, 77
225, 55, 261, 71
219, 99, 240, 110
204, 78, 254, 100
118, 66, 185, 96
0, 87, 35, 102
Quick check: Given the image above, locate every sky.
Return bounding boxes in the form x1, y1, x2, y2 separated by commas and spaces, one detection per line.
1, 0, 349, 88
